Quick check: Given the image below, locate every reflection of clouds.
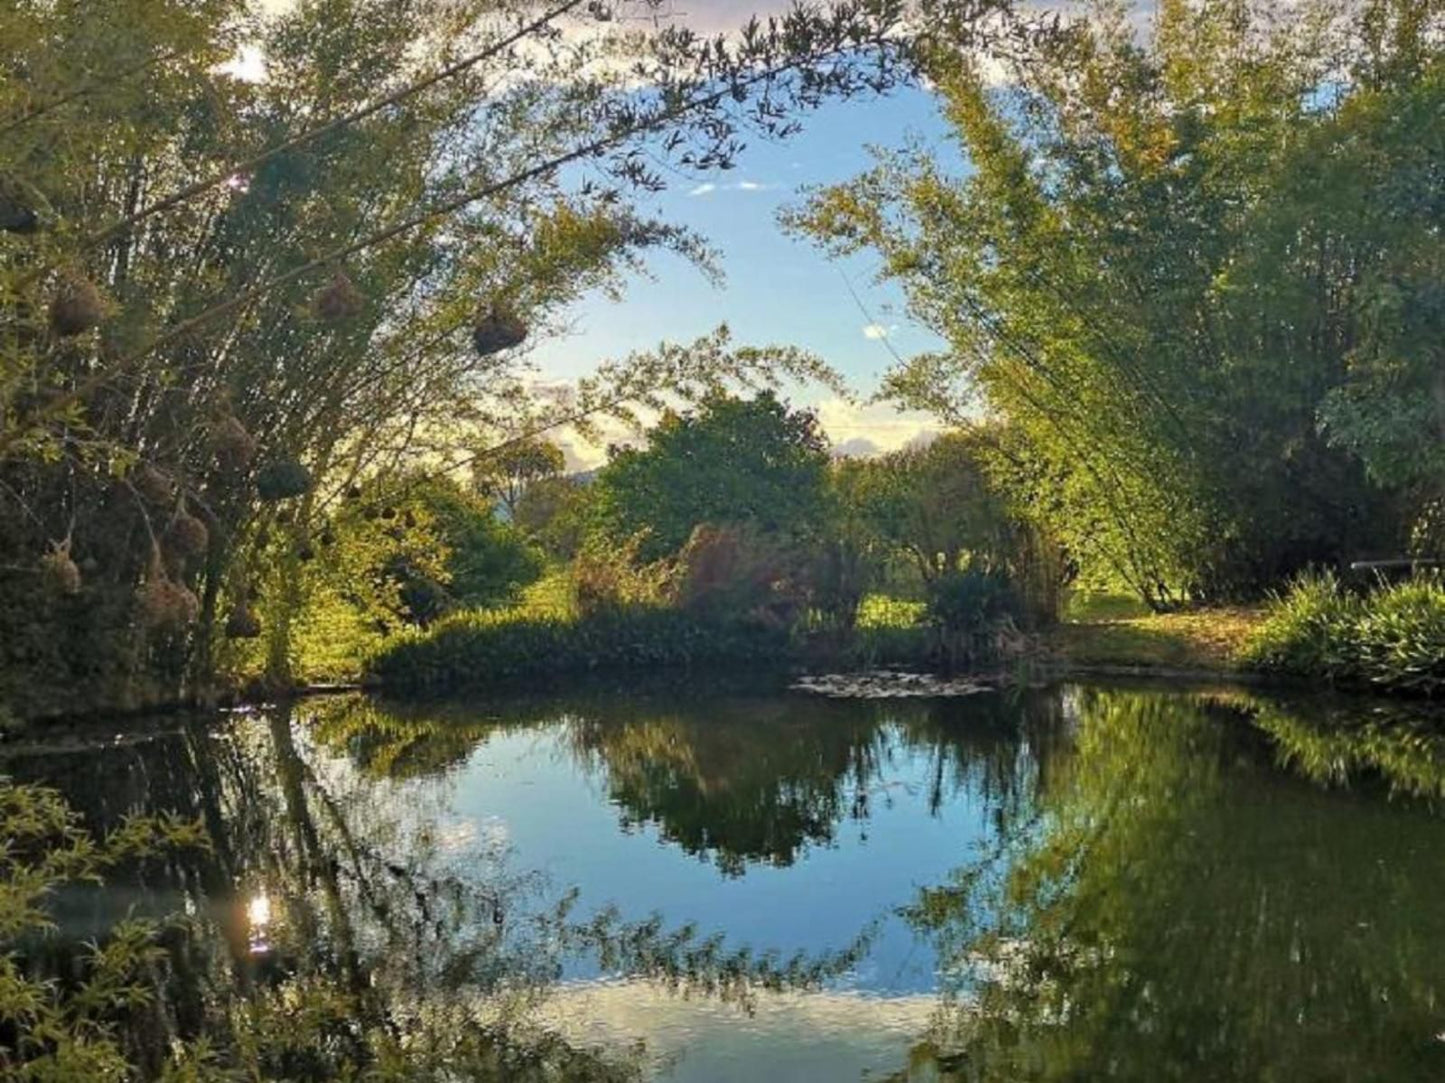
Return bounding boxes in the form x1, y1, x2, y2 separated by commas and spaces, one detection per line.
537, 979, 936, 1081
435, 817, 483, 852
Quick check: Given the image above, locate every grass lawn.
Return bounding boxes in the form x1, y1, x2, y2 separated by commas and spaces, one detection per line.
1047, 593, 1265, 672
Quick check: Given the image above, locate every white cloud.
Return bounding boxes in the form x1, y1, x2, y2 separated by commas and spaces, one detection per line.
814, 398, 938, 456
862, 322, 896, 340
688, 179, 776, 197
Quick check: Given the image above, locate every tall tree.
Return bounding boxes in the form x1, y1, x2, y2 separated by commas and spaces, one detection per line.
790, 0, 1440, 607
593, 390, 831, 561
0, 0, 1009, 712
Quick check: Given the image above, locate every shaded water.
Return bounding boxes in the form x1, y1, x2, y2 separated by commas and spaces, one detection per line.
6, 678, 1445, 1080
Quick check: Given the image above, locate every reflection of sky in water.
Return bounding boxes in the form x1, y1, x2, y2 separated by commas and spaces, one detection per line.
439, 723, 998, 995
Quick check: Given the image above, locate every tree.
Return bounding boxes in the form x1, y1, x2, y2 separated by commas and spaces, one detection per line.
474, 438, 566, 518
592, 391, 831, 561
0, 0, 971, 712
789, 0, 1438, 607
849, 431, 1014, 584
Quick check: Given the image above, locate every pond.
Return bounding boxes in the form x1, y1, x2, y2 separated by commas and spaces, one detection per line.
6, 677, 1445, 1080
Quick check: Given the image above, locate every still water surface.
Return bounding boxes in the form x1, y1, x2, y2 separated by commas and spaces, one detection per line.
7, 677, 1445, 1080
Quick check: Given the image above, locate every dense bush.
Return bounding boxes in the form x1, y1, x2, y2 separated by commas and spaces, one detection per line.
926, 568, 1026, 668
1243, 572, 1445, 695
365, 606, 789, 694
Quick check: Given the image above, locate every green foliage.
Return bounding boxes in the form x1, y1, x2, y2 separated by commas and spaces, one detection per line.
904, 687, 1445, 1079
592, 392, 831, 562
790, 0, 1438, 606
474, 439, 566, 518
0, 0, 919, 713
672, 523, 801, 628
365, 605, 788, 695
925, 568, 1023, 668
513, 476, 594, 561
0, 779, 207, 1079
1243, 571, 1445, 694
838, 428, 1066, 625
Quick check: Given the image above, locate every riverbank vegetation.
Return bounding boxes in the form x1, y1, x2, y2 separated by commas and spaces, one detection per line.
1242, 572, 1445, 695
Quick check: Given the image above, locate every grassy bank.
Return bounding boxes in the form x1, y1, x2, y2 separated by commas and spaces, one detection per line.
1047, 595, 1264, 675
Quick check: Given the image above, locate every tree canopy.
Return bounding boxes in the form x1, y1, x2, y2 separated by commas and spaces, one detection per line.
790, 0, 1444, 607
592, 391, 832, 561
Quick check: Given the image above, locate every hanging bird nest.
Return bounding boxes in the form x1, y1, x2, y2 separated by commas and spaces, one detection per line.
225, 606, 262, 640
49, 274, 105, 337
256, 459, 312, 502
137, 576, 200, 630
210, 416, 258, 470
40, 542, 81, 596
313, 271, 365, 323
297, 541, 316, 562
380, 506, 397, 521
319, 528, 337, 547
345, 485, 362, 501
133, 463, 175, 504
164, 509, 209, 558
0, 176, 40, 234
472, 307, 528, 357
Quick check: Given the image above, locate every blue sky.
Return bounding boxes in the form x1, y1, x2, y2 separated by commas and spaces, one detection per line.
532, 85, 967, 462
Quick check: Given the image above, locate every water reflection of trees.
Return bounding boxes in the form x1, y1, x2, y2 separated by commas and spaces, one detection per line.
2, 696, 889, 1079
561, 689, 1066, 876
903, 687, 1445, 1081
302, 686, 1068, 876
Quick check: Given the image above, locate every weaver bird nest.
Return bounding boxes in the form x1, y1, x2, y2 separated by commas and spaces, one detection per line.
313, 271, 365, 322
133, 463, 175, 504
472, 309, 528, 357
225, 606, 262, 639
137, 577, 200, 630
49, 275, 105, 337
210, 416, 258, 470
164, 509, 209, 558
256, 459, 312, 502
40, 543, 81, 596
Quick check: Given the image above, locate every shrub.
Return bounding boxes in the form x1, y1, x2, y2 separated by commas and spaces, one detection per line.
1240, 571, 1364, 680
569, 535, 672, 618
672, 523, 800, 628
925, 568, 1025, 669
1354, 577, 1445, 694
365, 605, 787, 694
1242, 571, 1445, 694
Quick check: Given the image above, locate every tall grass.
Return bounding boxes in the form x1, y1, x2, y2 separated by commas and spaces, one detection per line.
1242, 571, 1445, 695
